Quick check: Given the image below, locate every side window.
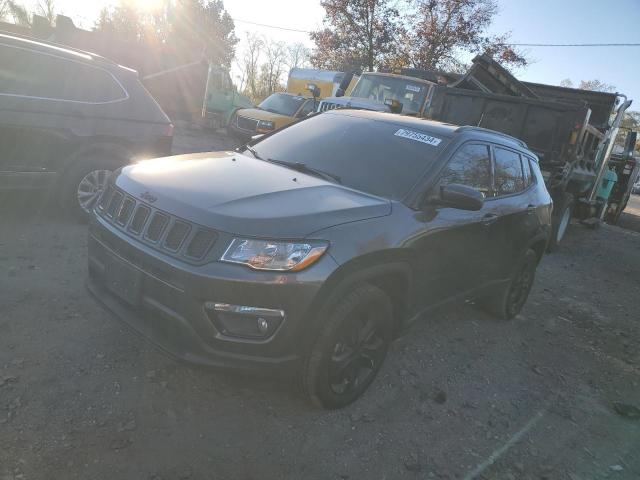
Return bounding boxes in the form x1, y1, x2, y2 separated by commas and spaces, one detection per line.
524, 155, 538, 187
0, 44, 125, 102
439, 143, 492, 196
297, 100, 315, 118
521, 156, 532, 187
494, 147, 525, 196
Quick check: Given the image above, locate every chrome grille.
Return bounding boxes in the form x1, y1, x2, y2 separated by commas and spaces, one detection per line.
96, 186, 218, 263
236, 115, 258, 132
318, 101, 342, 112
106, 191, 123, 218
98, 185, 114, 210
116, 197, 135, 226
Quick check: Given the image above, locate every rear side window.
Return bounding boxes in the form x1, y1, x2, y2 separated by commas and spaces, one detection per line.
494, 147, 525, 196
0, 44, 126, 103
521, 155, 535, 187
439, 144, 492, 196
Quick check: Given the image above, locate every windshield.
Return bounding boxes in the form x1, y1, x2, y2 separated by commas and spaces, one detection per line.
351, 75, 430, 115
258, 93, 306, 116
245, 112, 448, 200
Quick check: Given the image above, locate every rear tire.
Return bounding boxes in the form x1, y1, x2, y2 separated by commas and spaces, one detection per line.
548, 192, 574, 252
481, 249, 538, 320
61, 152, 126, 223
301, 283, 393, 409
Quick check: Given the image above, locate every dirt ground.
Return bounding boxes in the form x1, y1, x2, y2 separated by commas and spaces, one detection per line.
1, 130, 639, 479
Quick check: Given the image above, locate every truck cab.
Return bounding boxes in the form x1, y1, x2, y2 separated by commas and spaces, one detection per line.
203, 65, 253, 129
317, 72, 436, 116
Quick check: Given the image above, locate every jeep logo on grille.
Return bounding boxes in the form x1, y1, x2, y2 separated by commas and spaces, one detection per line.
140, 191, 158, 203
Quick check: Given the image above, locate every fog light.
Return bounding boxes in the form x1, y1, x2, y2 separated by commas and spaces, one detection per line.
204, 303, 285, 339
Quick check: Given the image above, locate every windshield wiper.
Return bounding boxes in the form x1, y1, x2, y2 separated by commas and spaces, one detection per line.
243, 145, 262, 159
266, 158, 341, 184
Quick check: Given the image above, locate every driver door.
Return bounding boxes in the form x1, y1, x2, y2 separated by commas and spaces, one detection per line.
411, 143, 496, 307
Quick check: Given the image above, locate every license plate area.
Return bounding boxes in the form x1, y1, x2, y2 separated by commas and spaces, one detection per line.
104, 254, 142, 306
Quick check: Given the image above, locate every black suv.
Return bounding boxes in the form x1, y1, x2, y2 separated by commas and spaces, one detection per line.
87, 110, 552, 408
0, 33, 173, 220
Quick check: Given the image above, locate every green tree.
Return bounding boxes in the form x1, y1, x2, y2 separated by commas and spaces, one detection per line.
403, 0, 527, 71
310, 0, 404, 72
95, 0, 237, 68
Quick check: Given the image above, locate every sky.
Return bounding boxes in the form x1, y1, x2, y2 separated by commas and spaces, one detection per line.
20, 0, 640, 103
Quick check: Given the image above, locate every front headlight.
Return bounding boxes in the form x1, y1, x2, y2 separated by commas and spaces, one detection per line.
257, 120, 275, 130
221, 238, 328, 271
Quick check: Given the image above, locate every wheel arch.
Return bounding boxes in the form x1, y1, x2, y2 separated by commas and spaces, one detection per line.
300, 251, 414, 350
61, 139, 134, 177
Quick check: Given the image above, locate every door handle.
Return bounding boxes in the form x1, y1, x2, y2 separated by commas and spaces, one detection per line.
481, 213, 498, 226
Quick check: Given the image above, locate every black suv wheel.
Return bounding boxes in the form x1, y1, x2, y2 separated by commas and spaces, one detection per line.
482, 249, 538, 320
302, 284, 393, 409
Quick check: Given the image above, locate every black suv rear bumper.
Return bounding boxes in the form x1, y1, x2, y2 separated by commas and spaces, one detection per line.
87, 218, 336, 371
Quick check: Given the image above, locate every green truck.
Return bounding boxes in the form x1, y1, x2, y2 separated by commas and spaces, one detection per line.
202, 65, 253, 129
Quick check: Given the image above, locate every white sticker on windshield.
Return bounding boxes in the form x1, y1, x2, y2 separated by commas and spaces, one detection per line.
394, 128, 442, 146
406, 84, 421, 92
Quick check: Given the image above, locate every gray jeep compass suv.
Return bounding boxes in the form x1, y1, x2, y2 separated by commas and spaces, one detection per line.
87, 110, 552, 408
0, 33, 173, 220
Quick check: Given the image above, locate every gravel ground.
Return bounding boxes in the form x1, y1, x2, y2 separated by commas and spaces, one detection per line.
1, 131, 639, 479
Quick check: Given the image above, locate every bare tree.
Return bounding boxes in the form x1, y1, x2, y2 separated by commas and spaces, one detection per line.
240, 33, 264, 101
578, 79, 616, 93
287, 42, 310, 69
559, 78, 574, 88
6, 0, 31, 26
261, 40, 287, 95
0, 0, 10, 21
37, 0, 55, 26
558, 78, 617, 93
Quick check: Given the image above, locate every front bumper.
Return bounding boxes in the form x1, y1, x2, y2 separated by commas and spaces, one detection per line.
87, 216, 337, 371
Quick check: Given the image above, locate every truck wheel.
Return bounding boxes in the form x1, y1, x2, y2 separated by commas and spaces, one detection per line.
61, 153, 126, 223
301, 284, 393, 409
481, 249, 538, 320
548, 192, 574, 251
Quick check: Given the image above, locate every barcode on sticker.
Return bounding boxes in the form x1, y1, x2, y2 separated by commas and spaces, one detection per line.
394, 129, 442, 146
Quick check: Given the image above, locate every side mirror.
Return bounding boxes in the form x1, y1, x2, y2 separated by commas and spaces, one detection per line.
306, 83, 321, 99
335, 88, 345, 98
437, 184, 484, 211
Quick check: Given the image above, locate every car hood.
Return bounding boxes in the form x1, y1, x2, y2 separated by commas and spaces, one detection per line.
114, 151, 391, 238
321, 96, 391, 112
237, 108, 293, 122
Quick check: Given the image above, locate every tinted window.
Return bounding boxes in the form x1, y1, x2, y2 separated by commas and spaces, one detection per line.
259, 93, 306, 117
246, 113, 449, 200
351, 75, 429, 115
494, 147, 525, 195
440, 144, 491, 196
297, 100, 315, 118
0, 44, 126, 102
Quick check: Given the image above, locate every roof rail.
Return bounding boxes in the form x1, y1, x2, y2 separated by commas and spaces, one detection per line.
0, 30, 116, 66
455, 125, 527, 148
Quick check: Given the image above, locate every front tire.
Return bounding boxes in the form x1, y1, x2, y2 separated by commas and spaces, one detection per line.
482, 249, 538, 320
302, 284, 393, 409
548, 192, 574, 251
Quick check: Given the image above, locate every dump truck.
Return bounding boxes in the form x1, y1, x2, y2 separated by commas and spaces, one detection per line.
317, 56, 636, 249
